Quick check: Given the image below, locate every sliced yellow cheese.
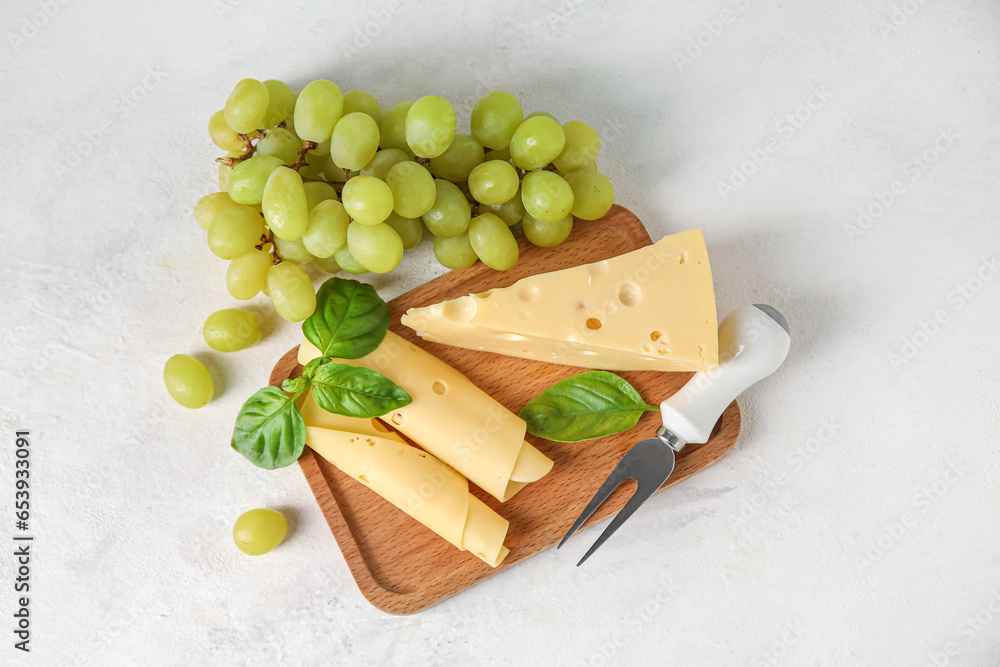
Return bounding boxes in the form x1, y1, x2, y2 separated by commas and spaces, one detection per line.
300, 389, 402, 442
400, 229, 719, 372
305, 425, 509, 567
298, 333, 554, 502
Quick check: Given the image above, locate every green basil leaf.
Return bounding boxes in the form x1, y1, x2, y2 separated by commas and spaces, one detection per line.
519, 371, 658, 443
231, 386, 306, 469
311, 363, 412, 418
301, 357, 326, 380
281, 376, 309, 394
302, 278, 389, 360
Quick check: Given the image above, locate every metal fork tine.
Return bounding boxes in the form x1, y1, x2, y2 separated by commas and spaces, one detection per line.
557, 454, 638, 549
575, 478, 662, 566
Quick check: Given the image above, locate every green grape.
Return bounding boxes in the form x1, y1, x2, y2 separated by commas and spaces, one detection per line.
194, 191, 240, 230
510, 116, 566, 171
347, 221, 404, 273
293, 79, 344, 143
433, 231, 478, 270
385, 212, 423, 249
564, 170, 615, 220
322, 155, 349, 183
553, 120, 601, 173
310, 138, 331, 156
526, 111, 558, 121
274, 236, 315, 264
468, 212, 519, 270
267, 262, 316, 321
467, 160, 519, 205
232, 509, 287, 556
208, 206, 265, 259
523, 212, 573, 247
256, 127, 302, 164
386, 161, 436, 218
312, 254, 341, 273
330, 112, 381, 171
333, 245, 369, 274
298, 150, 327, 180
429, 134, 484, 182
484, 146, 512, 162
405, 96, 457, 158
481, 186, 526, 226
561, 158, 597, 174
202, 308, 262, 352
343, 90, 382, 122
224, 78, 269, 133
262, 79, 296, 128
470, 91, 523, 150
303, 181, 338, 210
302, 199, 350, 257
226, 249, 272, 300
421, 179, 471, 238
209, 109, 245, 151
521, 170, 574, 222
228, 155, 284, 205
379, 101, 413, 150
262, 167, 309, 241
341, 175, 394, 225
163, 354, 213, 409
361, 148, 411, 180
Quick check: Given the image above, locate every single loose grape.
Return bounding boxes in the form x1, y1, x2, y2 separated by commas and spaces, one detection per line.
341, 176, 394, 225
523, 212, 573, 247
262, 167, 309, 241
553, 120, 601, 173
360, 148, 411, 180
224, 78, 269, 133
293, 79, 344, 143
312, 254, 342, 273
330, 112, 381, 171
481, 186, 526, 226
379, 102, 413, 151
203, 309, 262, 353
163, 354, 213, 409
302, 181, 338, 210
428, 134, 484, 182
274, 236, 315, 265
226, 249, 272, 300
347, 221, 404, 273
510, 116, 566, 171
194, 191, 240, 230
343, 90, 382, 122
266, 262, 316, 321
421, 180, 471, 238
433, 231, 478, 270
470, 91, 524, 150
386, 161, 436, 218
302, 199, 350, 258
256, 127, 302, 164
468, 160, 519, 205
232, 509, 287, 556
564, 170, 615, 220
468, 212, 519, 270
208, 206, 265, 259
228, 155, 284, 205
405, 96, 457, 158
521, 170, 574, 222
209, 109, 245, 151
333, 245, 369, 274
262, 79, 296, 128
385, 212, 423, 249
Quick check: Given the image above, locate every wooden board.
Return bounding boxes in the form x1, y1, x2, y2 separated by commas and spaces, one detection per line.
268, 205, 741, 615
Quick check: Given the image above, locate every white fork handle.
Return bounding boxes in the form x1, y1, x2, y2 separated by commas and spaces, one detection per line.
659, 304, 791, 446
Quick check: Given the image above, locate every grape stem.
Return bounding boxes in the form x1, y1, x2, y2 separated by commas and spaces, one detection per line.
285, 141, 317, 172
256, 229, 284, 265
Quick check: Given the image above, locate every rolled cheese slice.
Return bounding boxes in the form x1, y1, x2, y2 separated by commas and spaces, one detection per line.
305, 425, 510, 567
299, 332, 553, 502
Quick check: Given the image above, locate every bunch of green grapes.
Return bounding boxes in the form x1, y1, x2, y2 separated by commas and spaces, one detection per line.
195, 78, 615, 322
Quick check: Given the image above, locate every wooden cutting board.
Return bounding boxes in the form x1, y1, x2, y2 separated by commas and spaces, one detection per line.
269, 205, 741, 615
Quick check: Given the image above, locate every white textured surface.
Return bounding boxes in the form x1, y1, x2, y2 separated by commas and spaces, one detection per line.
2, 0, 999, 664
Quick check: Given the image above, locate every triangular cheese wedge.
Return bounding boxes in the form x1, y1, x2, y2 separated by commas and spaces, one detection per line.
401, 229, 719, 372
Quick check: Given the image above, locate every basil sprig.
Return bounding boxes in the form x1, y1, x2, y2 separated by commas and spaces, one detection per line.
231, 277, 410, 470
519, 371, 658, 443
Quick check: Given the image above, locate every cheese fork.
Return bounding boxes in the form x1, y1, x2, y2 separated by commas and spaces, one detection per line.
558, 304, 792, 565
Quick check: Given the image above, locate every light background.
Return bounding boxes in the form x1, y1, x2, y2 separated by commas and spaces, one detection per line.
2, 0, 999, 665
